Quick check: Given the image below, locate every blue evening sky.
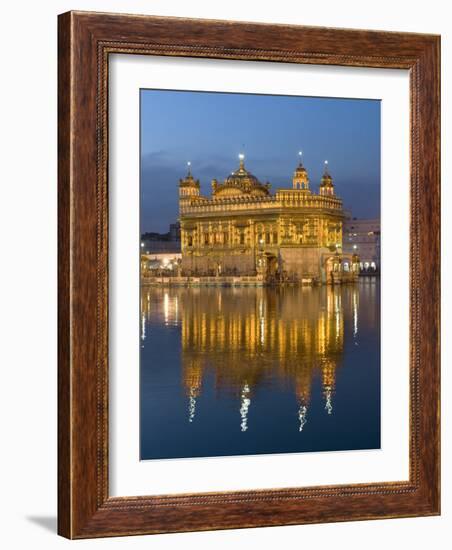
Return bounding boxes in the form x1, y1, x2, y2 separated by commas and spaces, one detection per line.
140, 89, 380, 233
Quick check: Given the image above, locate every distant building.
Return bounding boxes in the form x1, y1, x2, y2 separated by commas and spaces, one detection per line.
169, 222, 181, 241
141, 223, 181, 254
140, 224, 182, 275
141, 252, 182, 274
140, 240, 181, 254
177, 154, 359, 284
342, 218, 380, 273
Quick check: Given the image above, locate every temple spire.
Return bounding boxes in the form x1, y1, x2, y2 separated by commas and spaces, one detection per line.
319, 160, 334, 196
238, 153, 245, 170
292, 151, 310, 190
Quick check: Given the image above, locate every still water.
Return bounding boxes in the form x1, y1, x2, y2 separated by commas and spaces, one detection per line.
140, 281, 380, 460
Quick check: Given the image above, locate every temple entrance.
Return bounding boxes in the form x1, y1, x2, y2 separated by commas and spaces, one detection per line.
265, 254, 279, 282
325, 256, 340, 284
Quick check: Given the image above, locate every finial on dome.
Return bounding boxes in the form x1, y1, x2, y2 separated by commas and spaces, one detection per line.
238, 153, 245, 169
324, 160, 329, 173
187, 161, 192, 176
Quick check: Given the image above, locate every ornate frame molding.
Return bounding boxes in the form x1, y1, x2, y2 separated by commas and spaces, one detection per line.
58, 11, 440, 538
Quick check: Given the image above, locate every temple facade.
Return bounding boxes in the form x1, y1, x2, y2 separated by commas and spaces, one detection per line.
178, 154, 359, 284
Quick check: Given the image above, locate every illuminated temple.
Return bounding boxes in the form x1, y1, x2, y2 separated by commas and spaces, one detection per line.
178, 154, 359, 284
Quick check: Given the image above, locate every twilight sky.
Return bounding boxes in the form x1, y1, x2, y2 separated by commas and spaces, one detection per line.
140, 89, 380, 234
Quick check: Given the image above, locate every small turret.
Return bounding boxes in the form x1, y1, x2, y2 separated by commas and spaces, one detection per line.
319, 160, 335, 196
293, 151, 310, 191
179, 162, 200, 197
179, 162, 200, 213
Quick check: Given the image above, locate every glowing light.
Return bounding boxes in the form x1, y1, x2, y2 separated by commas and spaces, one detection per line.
298, 150, 302, 157
188, 387, 197, 423
298, 404, 308, 431
240, 384, 251, 432
141, 313, 146, 341
325, 160, 329, 165
353, 244, 357, 250
259, 298, 265, 345
187, 161, 191, 166
238, 153, 245, 160
325, 389, 333, 415
163, 292, 169, 325
140, 242, 144, 248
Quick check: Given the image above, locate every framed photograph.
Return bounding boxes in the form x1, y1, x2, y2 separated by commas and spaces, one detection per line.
58, 11, 440, 538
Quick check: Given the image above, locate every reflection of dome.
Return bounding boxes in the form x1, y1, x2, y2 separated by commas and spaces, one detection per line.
213, 155, 270, 197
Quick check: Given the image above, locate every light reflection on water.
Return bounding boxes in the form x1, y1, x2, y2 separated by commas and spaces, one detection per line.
140, 281, 380, 460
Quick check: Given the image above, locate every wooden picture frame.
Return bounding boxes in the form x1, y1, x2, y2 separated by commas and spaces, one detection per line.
58, 11, 440, 538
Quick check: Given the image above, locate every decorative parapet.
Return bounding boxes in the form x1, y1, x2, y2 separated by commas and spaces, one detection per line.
180, 189, 343, 217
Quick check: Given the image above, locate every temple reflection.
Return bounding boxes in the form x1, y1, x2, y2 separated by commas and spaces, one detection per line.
140, 283, 374, 432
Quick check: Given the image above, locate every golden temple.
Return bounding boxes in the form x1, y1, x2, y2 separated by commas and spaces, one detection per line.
178, 154, 359, 284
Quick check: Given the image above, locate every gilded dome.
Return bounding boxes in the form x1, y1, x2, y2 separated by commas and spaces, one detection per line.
213, 156, 270, 198
294, 162, 308, 177
320, 162, 334, 187
179, 163, 200, 189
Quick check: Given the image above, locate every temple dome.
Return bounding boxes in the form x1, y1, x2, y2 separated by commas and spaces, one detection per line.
213, 155, 270, 197
294, 162, 308, 177
320, 173, 333, 187
179, 162, 200, 189
320, 162, 334, 187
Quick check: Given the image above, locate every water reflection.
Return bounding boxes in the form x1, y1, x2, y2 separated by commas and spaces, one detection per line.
141, 282, 379, 441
